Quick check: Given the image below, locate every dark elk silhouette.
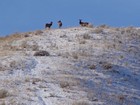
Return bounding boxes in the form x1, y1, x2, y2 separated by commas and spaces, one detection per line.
45, 22, 53, 29
58, 20, 62, 28
79, 19, 89, 27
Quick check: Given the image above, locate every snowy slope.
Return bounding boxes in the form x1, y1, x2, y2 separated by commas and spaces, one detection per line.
0, 26, 140, 105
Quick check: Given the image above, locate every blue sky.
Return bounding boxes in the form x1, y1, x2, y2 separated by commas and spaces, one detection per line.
0, 0, 140, 36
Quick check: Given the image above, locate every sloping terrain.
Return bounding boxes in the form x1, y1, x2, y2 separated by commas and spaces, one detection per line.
0, 26, 140, 105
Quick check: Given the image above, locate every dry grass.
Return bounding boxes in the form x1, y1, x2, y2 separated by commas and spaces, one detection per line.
25, 76, 31, 82
125, 26, 135, 33
0, 30, 43, 51
59, 76, 80, 89
88, 64, 96, 70
0, 33, 23, 43
60, 81, 70, 88
49, 93, 57, 97
20, 41, 39, 51
99, 62, 113, 70
118, 95, 125, 102
58, 52, 70, 58
1, 41, 39, 51
83, 34, 91, 39
0, 62, 11, 71
113, 28, 121, 31
0, 89, 9, 99
87, 91, 98, 101
32, 77, 42, 85
9, 61, 17, 68
94, 27, 103, 34
72, 101, 89, 105
9, 59, 26, 70
72, 52, 79, 59
34, 30, 43, 35
102, 63, 113, 70
76, 35, 87, 44
98, 24, 110, 29
0, 30, 42, 44
79, 40, 86, 44
120, 26, 137, 35
0, 51, 25, 57
6, 98, 21, 105
0, 64, 6, 71
0, 101, 5, 105
0, 57, 34, 71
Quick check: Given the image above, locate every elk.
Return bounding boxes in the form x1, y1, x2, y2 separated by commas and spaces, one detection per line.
79, 19, 93, 28
79, 19, 89, 27
58, 20, 62, 28
45, 22, 53, 29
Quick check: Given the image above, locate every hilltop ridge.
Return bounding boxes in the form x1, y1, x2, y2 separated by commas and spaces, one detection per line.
0, 26, 140, 105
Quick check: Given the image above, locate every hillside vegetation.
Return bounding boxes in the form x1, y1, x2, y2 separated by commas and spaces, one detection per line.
0, 26, 140, 105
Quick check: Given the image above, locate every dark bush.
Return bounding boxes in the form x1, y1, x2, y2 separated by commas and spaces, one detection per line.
83, 34, 91, 39
89, 64, 96, 69
24, 34, 30, 37
0, 89, 8, 98
102, 63, 113, 70
34, 51, 50, 56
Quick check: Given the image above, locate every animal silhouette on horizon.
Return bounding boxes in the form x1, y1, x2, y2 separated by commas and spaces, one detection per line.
45, 22, 53, 29
79, 19, 89, 27
58, 20, 62, 28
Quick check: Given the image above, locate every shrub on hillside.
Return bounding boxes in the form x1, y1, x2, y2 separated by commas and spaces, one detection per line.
34, 51, 50, 56
72, 52, 79, 59
102, 62, 113, 70
60, 81, 70, 88
89, 64, 96, 69
24, 34, 30, 37
83, 34, 91, 39
0, 63, 11, 71
0, 89, 9, 98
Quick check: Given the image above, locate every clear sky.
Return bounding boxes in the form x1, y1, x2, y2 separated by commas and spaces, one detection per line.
0, 0, 140, 36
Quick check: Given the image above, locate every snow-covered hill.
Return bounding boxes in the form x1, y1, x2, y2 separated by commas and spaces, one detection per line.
0, 26, 140, 105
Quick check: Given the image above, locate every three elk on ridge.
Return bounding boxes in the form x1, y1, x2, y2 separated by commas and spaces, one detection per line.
45, 19, 91, 29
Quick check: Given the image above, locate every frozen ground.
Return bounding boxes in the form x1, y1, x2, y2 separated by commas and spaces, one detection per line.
0, 26, 140, 105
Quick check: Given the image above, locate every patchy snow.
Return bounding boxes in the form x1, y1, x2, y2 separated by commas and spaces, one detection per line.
0, 26, 140, 105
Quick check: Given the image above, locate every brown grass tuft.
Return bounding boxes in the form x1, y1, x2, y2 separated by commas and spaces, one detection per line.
98, 24, 110, 28
102, 63, 113, 70
0, 89, 9, 98
34, 30, 43, 35
83, 34, 91, 39
72, 101, 89, 105
89, 64, 96, 69
60, 81, 70, 88
94, 28, 103, 34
